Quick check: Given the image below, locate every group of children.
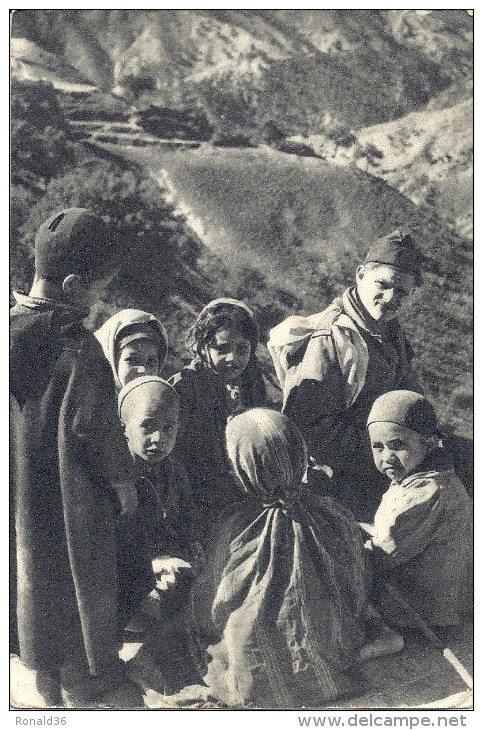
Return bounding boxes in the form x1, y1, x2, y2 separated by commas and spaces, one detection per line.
10, 208, 472, 709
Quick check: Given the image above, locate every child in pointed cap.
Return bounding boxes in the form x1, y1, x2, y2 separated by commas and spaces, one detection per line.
362, 390, 472, 629
95, 308, 168, 391
10, 207, 139, 707
268, 228, 424, 521
169, 298, 266, 545
117, 376, 202, 633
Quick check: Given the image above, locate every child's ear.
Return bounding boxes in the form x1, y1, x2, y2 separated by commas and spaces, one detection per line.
356, 265, 365, 282
62, 274, 84, 297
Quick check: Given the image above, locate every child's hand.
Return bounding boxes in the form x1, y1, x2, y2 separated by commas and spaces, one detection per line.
152, 555, 192, 575
152, 555, 192, 591
116, 483, 138, 515
307, 456, 334, 478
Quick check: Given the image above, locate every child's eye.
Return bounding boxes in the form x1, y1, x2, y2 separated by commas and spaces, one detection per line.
371, 442, 383, 451
389, 440, 405, 450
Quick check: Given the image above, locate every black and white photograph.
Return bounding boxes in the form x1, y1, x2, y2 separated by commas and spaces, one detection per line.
9, 6, 474, 718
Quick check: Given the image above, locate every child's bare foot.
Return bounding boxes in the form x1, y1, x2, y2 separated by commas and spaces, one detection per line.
357, 625, 404, 661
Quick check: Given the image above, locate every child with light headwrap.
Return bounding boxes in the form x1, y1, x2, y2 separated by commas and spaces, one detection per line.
117, 376, 202, 633
362, 390, 472, 629
178, 408, 368, 708
95, 308, 168, 390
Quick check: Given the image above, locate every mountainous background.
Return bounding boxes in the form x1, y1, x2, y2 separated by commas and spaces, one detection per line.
10, 9, 473, 439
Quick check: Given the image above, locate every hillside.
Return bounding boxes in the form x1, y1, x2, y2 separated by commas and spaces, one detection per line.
302, 97, 473, 238
10, 9, 472, 136
10, 37, 97, 93
96, 141, 472, 435
9, 10, 473, 439
354, 100, 473, 237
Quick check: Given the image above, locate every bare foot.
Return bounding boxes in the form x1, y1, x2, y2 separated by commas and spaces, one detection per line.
358, 626, 404, 661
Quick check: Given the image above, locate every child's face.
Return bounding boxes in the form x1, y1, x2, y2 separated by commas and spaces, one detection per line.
117, 340, 160, 387
368, 421, 428, 483
124, 396, 179, 464
203, 327, 251, 382
356, 264, 415, 322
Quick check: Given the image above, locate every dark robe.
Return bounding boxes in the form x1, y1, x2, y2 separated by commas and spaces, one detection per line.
169, 356, 266, 544
117, 456, 194, 625
10, 296, 135, 680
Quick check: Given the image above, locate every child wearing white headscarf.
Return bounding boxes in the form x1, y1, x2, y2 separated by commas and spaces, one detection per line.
95, 308, 168, 390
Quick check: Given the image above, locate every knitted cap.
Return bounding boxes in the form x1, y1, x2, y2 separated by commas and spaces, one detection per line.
35, 208, 119, 280
118, 375, 178, 419
364, 229, 423, 285
367, 390, 438, 437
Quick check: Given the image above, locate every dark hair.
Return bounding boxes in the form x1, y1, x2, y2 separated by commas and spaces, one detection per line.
191, 302, 259, 363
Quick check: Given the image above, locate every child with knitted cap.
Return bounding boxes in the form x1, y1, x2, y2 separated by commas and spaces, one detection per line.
117, 376, 202, 633
95, 308, 168, 390
10, 208, 141, 707
170, 298, 267, 545
362, 390, 472, 629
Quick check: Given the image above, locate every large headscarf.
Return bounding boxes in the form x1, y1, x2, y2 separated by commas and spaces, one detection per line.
226, 408, 307, 505
187, 408, 367, 708
94, 309, 168, 390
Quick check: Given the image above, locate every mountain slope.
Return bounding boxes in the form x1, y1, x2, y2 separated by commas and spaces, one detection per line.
10, 37, 97, 92
354, 99, 473, 236
10, 9, 472, 135
96, 141, 472, 433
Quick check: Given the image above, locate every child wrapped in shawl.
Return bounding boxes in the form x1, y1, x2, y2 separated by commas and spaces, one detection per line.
182, 408, 367, 708
363, 390, 473, 629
